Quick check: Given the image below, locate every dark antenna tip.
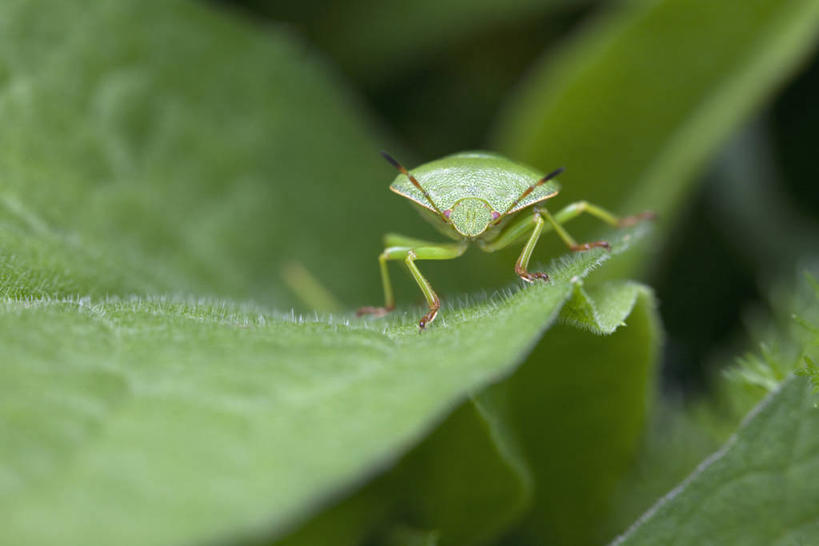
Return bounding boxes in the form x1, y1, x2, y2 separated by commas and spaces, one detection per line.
380, 150, 402, 171
545, 167, 565, 180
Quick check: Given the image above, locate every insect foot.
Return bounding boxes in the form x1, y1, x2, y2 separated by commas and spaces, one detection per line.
515, 263, 550, 283
418, 305, 439, 330
356, 306, 394, 318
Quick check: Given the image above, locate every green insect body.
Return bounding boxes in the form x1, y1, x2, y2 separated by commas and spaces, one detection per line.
357, 151, 653, 329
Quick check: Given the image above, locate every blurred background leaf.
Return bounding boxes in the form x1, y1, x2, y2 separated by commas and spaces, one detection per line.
0, 0, 420, 308
493, 0, 819, 237
615, 375, 819, 546
606, 269, 819, 543
268, 0, 583, 81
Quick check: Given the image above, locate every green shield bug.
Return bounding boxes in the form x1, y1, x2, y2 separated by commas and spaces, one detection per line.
357, 151, 654, 329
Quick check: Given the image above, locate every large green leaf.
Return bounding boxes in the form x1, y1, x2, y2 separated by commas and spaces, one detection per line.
492, 0, 819, 254
614, 375, 819, 546
0, 229, 648, 546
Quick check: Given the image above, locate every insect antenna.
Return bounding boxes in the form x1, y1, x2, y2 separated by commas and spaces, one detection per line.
381, 151, 448, 221
495, 167, 565, 222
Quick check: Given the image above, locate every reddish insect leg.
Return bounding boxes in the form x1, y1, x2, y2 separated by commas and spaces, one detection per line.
541, 207, 612, 252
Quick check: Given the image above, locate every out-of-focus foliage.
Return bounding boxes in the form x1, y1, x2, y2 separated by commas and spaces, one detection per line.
615, 375, 819, 546
492, 0, 819, 273
0, 0, 417, 308
304, 0, 579, 80
604, 271, 819, 543
2, 0, 819, 545
616, 276, 819, 545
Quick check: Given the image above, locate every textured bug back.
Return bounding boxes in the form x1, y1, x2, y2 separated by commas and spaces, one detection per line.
390, 151, 560, 215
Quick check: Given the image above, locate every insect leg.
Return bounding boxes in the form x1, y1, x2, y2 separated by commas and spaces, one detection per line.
356, 250, 397, 318
544, 201, 655, 251
514, 211, 550, 282
357, 241, 467, 329
541, 208, 611, 252
404, 250, 439, 329
553, 201, 655, 228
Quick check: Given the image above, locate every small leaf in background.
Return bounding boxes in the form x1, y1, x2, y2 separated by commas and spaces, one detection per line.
613, 375, 819, 546
607, 271, 819, 543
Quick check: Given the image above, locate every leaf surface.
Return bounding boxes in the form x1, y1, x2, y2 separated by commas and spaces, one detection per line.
1, 229, 646, 546
614, 375, 819, 546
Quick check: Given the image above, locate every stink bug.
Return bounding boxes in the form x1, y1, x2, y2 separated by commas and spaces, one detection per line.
357, 151, 654, 329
